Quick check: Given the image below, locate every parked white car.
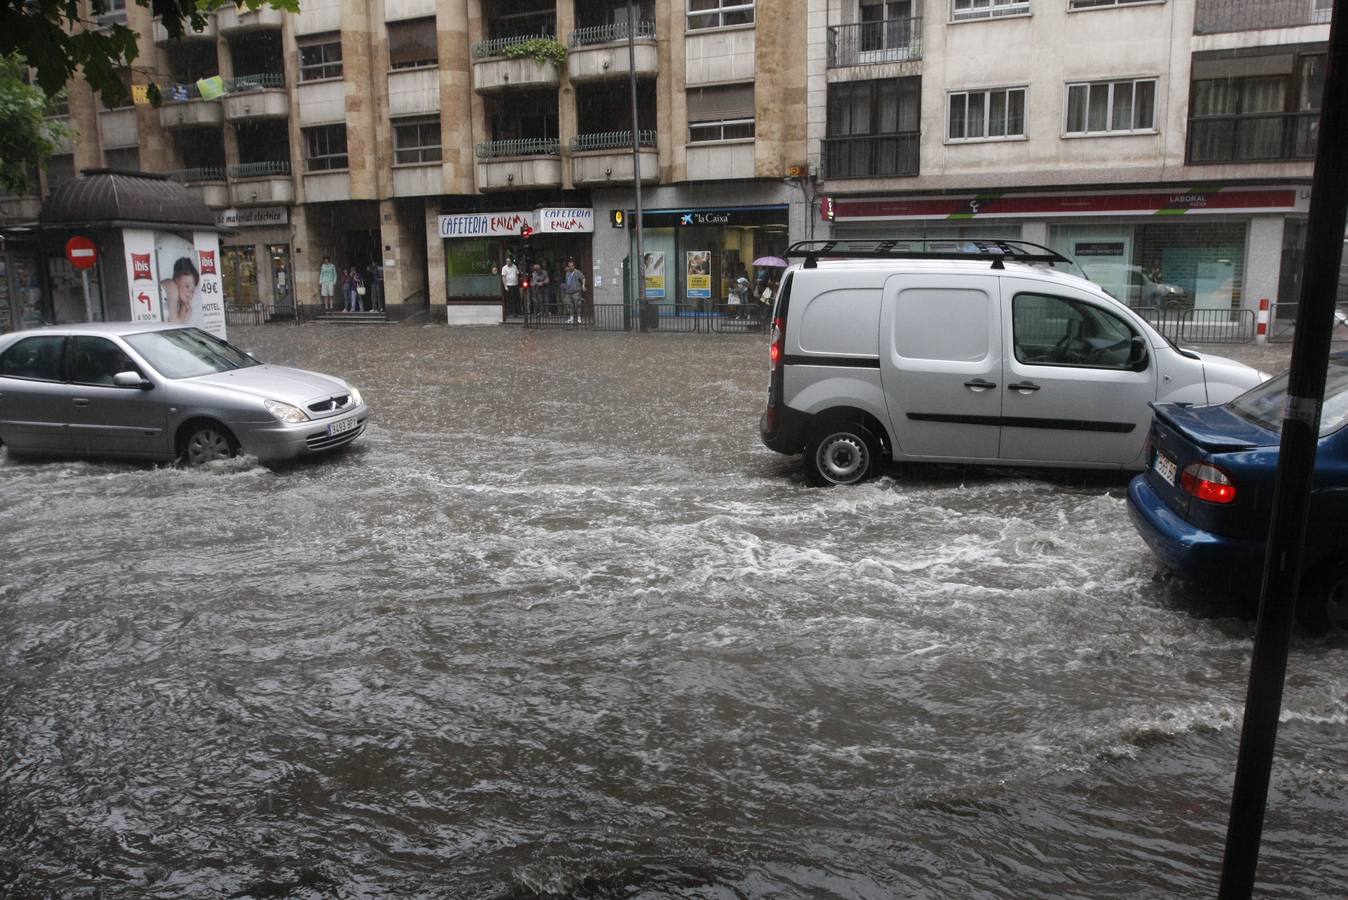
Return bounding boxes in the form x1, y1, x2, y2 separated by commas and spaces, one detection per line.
759, 240, 1265, 486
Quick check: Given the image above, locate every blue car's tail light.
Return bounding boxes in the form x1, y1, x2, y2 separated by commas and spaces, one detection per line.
1181, 462, 1237, 504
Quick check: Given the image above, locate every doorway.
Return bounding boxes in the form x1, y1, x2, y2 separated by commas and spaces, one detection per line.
221, 245, 258, 309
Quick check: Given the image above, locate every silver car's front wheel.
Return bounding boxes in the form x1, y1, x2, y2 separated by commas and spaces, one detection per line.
180, 424, 237, 466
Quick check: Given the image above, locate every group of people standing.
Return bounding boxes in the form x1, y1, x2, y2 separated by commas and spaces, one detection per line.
500, 256, 587, 322
318, 255, 385, 313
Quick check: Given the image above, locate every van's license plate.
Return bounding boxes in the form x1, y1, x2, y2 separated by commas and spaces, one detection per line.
328, 415, 359, 437
1154, 451, 1178, 485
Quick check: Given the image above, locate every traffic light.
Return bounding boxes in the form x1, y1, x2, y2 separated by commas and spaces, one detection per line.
610, 209, 626, 228
520, 224, 533, 240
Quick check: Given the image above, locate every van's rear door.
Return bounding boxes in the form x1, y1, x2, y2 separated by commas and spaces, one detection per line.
879, 273, 1002, 460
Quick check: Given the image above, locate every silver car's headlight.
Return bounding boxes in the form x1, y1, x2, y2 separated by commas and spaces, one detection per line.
264, 399, 309, 424
349, 386, 364, 407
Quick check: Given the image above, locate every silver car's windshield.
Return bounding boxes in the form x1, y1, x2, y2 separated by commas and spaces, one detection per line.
123, 328, 261, 379
1229, 358, 1348, 438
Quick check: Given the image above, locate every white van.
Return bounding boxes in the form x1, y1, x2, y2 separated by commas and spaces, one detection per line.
759, 240, 1265, 486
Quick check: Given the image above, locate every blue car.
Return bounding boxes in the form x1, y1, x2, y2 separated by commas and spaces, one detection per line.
1127, 352, 1348, 632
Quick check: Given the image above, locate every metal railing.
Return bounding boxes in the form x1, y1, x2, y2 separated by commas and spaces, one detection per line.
475, 138, 562, 159
569, 21, 656, 47
1187, 112, 1319, 164
1136, 306, 1257, 343
471, 33, 556, 59
166, 167, 226, 183
1195, 0, 1331, 34
225, 72, 284, 91
821, 132, 920, 179
228, 160, 291, 178
827, 17, 923, 68
524, 303, 769, 333
569, 130, 658, 152
1268, 303, 1348, 343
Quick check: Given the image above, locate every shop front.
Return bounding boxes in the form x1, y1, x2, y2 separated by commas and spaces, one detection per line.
217, 206, 294, 321
438, 206, 594, 324
824, 186, 1309, 314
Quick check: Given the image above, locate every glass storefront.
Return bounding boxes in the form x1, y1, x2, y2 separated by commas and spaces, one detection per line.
633, 205, 789, 307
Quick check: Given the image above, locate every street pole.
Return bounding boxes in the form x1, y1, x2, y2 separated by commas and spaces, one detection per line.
626, 0, 647, 332
1217, 1, 1348, 895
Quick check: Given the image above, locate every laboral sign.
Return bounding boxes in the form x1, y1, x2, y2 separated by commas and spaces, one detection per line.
439, 208, 595, 238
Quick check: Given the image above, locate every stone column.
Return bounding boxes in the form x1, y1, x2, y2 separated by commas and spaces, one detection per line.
425, 199, 446, 321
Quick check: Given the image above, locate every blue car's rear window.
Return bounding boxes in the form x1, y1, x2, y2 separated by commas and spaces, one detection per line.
1229, 358, 1348, 438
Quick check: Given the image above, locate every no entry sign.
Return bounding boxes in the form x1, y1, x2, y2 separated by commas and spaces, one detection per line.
65, 236, 98, 270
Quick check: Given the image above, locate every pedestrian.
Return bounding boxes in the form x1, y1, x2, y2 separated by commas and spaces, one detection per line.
372, 262, 384, 311
729, 275, 750, 319
501, 255, 520, 317
529, 262, 549, 315
353, 268, 367, 311
561, 258, 585, 323
319, 255, 337, 311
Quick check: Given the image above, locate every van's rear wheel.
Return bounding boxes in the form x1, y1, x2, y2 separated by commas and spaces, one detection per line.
1298, 558, 1348, 634
804, 423, 879, 487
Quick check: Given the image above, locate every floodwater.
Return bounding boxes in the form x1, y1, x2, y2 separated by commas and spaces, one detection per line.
1, 325, 1344, 899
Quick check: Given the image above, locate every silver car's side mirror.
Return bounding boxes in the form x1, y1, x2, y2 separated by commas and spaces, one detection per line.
113, 371, 152, 389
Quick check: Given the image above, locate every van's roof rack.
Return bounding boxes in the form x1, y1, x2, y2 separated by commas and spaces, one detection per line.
785, 239, 1073, 270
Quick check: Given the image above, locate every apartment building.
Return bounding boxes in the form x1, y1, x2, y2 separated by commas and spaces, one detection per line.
811, 0, 1330, 314
0, 0, 810, 327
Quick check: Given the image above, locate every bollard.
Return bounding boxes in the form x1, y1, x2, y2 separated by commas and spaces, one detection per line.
1255, 297, 1270, 344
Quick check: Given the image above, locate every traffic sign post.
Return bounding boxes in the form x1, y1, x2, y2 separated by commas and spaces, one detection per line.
65, 236, 98, 322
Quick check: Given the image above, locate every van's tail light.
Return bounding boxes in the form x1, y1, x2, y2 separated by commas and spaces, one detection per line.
521, 278, 530, 290
769, 317, 784, 367
1180, 462, 1237, 504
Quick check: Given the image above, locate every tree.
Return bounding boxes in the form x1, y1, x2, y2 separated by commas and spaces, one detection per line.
0, 0, 297, 109
0, 55, 67, 194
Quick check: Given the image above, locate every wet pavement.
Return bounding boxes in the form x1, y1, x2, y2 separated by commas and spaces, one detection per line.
1, 324, 1344, 899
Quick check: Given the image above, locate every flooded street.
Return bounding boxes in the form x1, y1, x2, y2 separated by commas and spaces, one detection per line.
2, 324, 1345, 898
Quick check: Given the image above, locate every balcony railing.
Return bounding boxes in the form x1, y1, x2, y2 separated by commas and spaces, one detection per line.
225, 72, 285, 91
569, 21, 656, 47
570, 130, 658, 152
821, 133, 920, 179
1186, 112, 1319, 164
475, 138, 562, 159
472, 33, 555, 59
228, 160, 292, 178
827, 18, 923, 67
1195, 0, 1331, 34
166, 167, 226, 183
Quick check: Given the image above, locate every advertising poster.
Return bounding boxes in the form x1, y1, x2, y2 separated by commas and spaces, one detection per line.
642, 251, 666, 299
686, 250, 711, 299
124, 229, 162, 323
192, 231, 227, 339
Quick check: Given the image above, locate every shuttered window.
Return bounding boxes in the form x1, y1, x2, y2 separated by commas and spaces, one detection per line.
388, 17, 438, 70
687, 84, 755, 142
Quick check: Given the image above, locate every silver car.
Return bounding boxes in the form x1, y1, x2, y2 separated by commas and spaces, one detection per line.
0, 323, 368, 465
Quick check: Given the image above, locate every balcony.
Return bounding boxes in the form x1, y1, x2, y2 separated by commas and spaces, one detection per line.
569, 130, 657, 186
827, 18, 922, 68
227, 160, 294, 205
166, 167, 229, 208
153, 13, 217, 45
821, 133, 920, 180
1187, 112, 1318, 164
158, 97, 224, 130
567, 22, 658, 84
217, 5, 285, 35
223, 74, 289, 122
1195, 0, 1331, 35
472, 36, 563, 94
474, 138, 563, 191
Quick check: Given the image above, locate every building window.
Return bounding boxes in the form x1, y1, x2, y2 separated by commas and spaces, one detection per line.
1187, 46, 1324, 163
299, 33, 343, 81
303, 124, 348, 171
97, 0, 127, 24
45, 154, 76, 194
687, 83, 755, 142
103, 146, 140, 171
952, 0, 1030, 22
948, 87, 1026, 141
823, 77, 921, 178
1065, 78, 1156, 135
1068, 0, 1153, 8
388, 17, 438, 70
687, 0, 754, 30
393, 116, 442, 164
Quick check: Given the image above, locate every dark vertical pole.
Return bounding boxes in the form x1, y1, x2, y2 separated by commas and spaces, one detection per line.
627, 0, 647, 332
1218, 2, 1348, 896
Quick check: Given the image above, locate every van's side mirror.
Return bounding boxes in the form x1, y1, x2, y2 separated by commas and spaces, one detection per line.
1128, 336, 1149, 372
113, 370, 152, 390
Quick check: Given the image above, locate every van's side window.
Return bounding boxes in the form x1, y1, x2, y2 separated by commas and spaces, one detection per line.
1013, 292, 1137, 369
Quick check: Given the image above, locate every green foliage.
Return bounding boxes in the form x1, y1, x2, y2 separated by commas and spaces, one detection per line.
0, 0, 299, 109
0, 55, 69, 193
500, 38, 567, 67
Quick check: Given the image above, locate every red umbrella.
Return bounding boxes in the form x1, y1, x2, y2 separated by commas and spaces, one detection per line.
753, 255, 788, 268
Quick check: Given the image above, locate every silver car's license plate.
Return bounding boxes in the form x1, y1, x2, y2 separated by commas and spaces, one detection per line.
328, 415, 359, 437
1153, 451, 1178, 485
